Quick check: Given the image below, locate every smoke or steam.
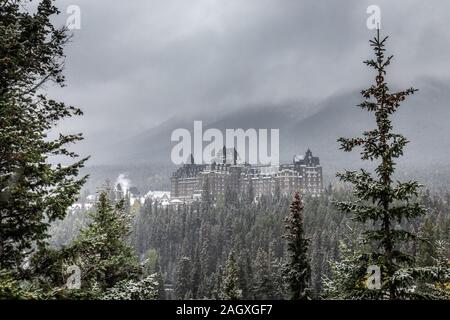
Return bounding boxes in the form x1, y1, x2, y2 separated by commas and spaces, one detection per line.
115, 173, 131, 194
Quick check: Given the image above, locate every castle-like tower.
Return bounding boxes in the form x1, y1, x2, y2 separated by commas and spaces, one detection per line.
170, 149, 323, 202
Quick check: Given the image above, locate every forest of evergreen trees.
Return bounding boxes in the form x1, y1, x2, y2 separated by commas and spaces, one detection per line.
128, 185, 449, 299
43, 183, 450, 299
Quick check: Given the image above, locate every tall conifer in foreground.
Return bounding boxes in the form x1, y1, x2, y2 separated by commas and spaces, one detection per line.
335, 30, 447, 299
0, 0, 88, 272
284, 192, 311, 300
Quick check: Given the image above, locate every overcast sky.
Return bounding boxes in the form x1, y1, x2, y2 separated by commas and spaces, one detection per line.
43, 0, 450, 152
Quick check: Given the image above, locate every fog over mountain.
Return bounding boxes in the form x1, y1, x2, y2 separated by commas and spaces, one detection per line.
39, 0, 450, 191
85, 77, 450, 187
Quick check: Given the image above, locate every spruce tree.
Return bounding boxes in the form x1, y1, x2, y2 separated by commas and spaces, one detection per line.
221, 251, 241, 300
323, 229, 371, 300
70, 191, 141, 294
283, 192, 311, 300
142, 249, 165, 299
0, 0, 88, 271
336, 30, 444, 299
100, 274, 159, 300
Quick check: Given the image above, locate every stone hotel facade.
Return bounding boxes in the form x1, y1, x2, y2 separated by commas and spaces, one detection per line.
171, 148, 323, 202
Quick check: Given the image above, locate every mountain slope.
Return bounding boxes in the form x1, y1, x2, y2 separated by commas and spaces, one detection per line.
95, 78, 450, 177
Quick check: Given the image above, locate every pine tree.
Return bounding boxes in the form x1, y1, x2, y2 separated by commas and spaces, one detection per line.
221, 251, 241, 300
336, 30, 442, 299
283, 192, 311, 299
0, 0, 88, 272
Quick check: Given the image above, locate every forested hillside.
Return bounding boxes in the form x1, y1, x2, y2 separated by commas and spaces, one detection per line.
47, 186, 449, 299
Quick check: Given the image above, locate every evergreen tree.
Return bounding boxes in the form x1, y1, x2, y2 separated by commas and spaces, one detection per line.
0, 269, 40, 299
0, 0, 88, 272
191, 248, 202, 299
272, 257, 286, 300
310, 232, 324, 296
142, 249, 165, 299
175, 256, 192, 299
100, 274, 160, 300
153, 258, 166, 300
414, 239, 450, 299
70, 191, 141, 294
237, 249, 253, 299
336, 30, 442, 299
417, 217, 438, 267
322, 223, 374, 300
431, 240, 450, 299
221, 251, 241, 300
253, 248, 275, 299
134, 198, 153, 254
283, 192, 311, 299
209, 266, 223, 300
